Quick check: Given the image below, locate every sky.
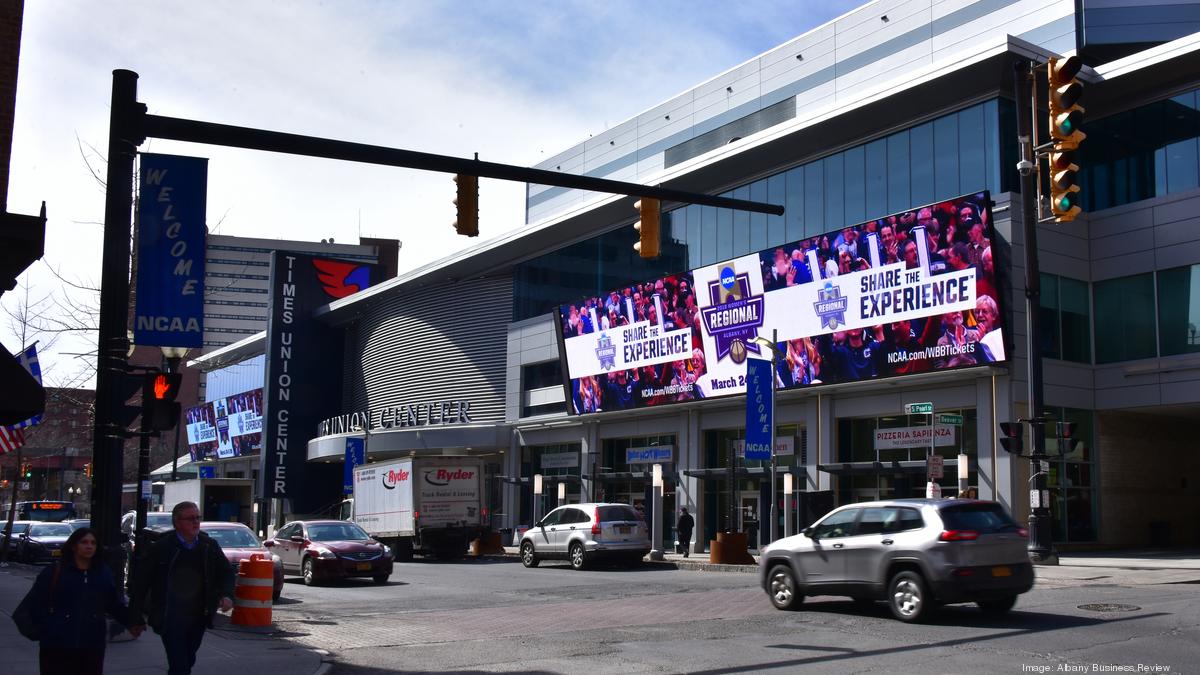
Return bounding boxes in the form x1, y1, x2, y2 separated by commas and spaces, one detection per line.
4, 0, 862, 387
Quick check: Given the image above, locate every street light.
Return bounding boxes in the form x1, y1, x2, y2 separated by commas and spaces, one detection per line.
557, 480, 566, 505
957, 452, 970, 495
750, 329, 783, 544
532, 474, 543, 524
783, 472, 794, 538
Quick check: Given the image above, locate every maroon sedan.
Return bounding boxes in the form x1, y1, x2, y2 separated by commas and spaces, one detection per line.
266, 519, 394, 586
201, 521, 286, 601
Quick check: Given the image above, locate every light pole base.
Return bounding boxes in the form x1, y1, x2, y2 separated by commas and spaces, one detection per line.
648, 549, 664, 561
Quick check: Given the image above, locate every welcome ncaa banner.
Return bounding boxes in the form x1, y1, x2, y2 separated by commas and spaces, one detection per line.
558, 191, 1006, 414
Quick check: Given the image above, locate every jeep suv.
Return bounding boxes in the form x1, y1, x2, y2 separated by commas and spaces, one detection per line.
759, 498, 1033, 622
520, 502, 650, 570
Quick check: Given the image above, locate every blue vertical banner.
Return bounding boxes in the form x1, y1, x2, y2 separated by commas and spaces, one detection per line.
134, 153, 207, 348
344, 437, 366, 494
744, 358, 773, 460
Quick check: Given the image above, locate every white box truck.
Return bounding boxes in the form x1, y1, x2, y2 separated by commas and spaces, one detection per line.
161, 478, 254, 526
341, 456, 484, 560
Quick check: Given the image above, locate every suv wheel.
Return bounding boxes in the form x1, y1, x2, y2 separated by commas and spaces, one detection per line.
767, 564, 804, 611
520, 541, 539, 568
977, 595, 1017, 615
568, 542, 587, 571
888, 571, 931, 623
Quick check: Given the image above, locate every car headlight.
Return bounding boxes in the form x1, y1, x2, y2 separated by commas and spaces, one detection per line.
382, 544, 392, 557
314, 548, 337, 559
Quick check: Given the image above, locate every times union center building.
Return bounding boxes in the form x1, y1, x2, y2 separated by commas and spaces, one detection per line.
232, 0, 1200, 553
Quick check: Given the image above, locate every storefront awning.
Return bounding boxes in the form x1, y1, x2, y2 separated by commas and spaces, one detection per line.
500, 475, 584, 486
683, 467, 806, 480
818, 460, 932, 476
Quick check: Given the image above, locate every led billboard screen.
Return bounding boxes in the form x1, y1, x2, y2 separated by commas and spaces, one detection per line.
558, 191, 1005, 414
185, 387, 264, 461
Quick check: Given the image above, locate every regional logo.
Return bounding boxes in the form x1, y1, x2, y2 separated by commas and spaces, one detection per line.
701, 266, 765, 364
594, 332, 617, 371
313, 258, 373, 299
814, 281, 848, 330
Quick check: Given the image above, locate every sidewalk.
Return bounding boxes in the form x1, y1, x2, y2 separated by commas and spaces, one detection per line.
501, 546, 1200, 585
0, 563, 326, 675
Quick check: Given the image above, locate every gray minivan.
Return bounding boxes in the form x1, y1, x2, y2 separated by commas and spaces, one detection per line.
520, 502, 650, 570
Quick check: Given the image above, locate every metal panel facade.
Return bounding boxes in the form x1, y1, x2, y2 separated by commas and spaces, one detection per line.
344, 275, 512, 423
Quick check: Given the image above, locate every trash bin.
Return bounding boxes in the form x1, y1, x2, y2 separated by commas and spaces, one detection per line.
1149, 520, 1171, 548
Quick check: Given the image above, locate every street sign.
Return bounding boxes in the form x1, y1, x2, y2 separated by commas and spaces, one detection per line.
937, 414, 963, 425
905, 402, 934, 415
926, 481, 941, 499
927, 455, 944, 479
18, 481, 30, 491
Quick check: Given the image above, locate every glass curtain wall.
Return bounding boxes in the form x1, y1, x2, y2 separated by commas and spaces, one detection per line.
515, 100, 1014, 321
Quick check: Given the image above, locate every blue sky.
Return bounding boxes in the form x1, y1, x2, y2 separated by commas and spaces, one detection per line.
4, 0, 862, 385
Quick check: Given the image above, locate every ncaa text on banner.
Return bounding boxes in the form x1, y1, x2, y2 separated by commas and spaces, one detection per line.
134, 153, 207, 348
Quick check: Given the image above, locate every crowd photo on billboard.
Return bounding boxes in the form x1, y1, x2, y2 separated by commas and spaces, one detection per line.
185, 388, 264, 460
558, 191, 1006, 414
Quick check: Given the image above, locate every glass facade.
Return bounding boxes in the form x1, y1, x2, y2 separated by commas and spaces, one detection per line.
835, 410, 978, 503
1094, 273, 1157, 363
1156, 263, 1200, 356
1081, 88, 1200, 212
1044, 406, 1097, 543
1040, 273, 1092, 363
514, 100, 1014, 321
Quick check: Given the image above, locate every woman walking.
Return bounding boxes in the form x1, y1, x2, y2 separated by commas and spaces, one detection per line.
27, 527, 143, 674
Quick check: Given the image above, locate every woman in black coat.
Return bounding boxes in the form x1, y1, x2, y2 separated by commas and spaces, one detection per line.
28, 527, 144, 674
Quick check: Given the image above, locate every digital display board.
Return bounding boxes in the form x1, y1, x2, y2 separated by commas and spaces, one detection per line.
558, 191, 1005, 414
185, 387, 264, 461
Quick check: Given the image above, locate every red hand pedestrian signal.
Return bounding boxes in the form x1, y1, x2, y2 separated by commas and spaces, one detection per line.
142, 371, 183, 432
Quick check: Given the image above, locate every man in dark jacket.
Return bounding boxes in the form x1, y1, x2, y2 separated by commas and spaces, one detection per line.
675, 507, 695, 558
129, 501, 234, 675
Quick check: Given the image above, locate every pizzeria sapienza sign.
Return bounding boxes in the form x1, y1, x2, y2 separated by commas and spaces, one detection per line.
874, 425, 956, 450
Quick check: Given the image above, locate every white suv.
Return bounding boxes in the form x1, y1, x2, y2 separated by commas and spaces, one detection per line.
520, 502, 650, 570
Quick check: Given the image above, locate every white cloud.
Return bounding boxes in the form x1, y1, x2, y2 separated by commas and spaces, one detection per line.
4, 0, 860, 384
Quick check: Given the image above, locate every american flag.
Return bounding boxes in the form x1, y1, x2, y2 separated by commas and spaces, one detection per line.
1, 343, 43, 454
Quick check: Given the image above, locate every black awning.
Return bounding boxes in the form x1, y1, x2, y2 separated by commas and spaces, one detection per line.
818, 461, 930, 476
499, 475, 584, 485
583, 471, 678, 483
683, 467, 806, 480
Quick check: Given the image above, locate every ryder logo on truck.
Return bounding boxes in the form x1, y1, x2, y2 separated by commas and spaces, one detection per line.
381, 468, 410, 489
423, 469, 476, 486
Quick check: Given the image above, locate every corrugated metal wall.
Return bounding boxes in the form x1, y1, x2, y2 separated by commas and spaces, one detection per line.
342, 275, 513, 422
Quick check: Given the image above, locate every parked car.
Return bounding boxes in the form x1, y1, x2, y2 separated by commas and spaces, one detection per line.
759, 498, 1033, 623
18, 521, 74, 563
519, 502, 650, 571
120, 510, 176, 582
1, 521, 33, 558
200, 521, 285, 601
265, 520, 394, 586
67, 518, 91, 531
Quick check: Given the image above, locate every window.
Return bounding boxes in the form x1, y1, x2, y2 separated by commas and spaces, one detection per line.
1041, 273, 1091, 363
887, 508, 924, 533
1156, 263, 1200, 356
812, 508, 859, 539
1094, 273, 1157, 363
856, 508, 889, 535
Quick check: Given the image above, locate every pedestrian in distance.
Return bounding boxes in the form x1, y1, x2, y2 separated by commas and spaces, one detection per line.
676, 507, 695, 558
26, 527, 144, 675
129, 501, 234, 675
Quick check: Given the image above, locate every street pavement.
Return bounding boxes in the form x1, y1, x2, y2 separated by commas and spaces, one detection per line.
2, 548, 1198, 674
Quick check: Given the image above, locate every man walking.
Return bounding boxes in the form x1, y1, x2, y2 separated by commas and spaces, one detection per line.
129, 501, 234, 675
675, 507, 695, 558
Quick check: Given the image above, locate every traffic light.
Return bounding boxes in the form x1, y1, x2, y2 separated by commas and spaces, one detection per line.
84, 463, 93, 479
142, 371, 182, 432
998, 422, 1024, 456
1048, 148, 1081, 222
633, 197, 661, 259
22, 462, 32, 478
1048, 56, 1085, 223
453, 174, 479, 237
1054, 421, 1080, 455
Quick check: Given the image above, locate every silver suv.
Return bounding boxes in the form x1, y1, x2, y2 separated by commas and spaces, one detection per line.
759, 498, 1033, 622
520, 502, 650, 570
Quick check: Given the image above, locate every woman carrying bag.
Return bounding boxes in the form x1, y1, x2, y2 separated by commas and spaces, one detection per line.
22, 527, 144, 674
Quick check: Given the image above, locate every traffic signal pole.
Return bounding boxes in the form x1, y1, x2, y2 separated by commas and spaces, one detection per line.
90, 69, 141, 583
1012, 59, 1057, 564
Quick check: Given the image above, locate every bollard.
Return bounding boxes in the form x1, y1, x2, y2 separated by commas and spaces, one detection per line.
231, 553, 274, 627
